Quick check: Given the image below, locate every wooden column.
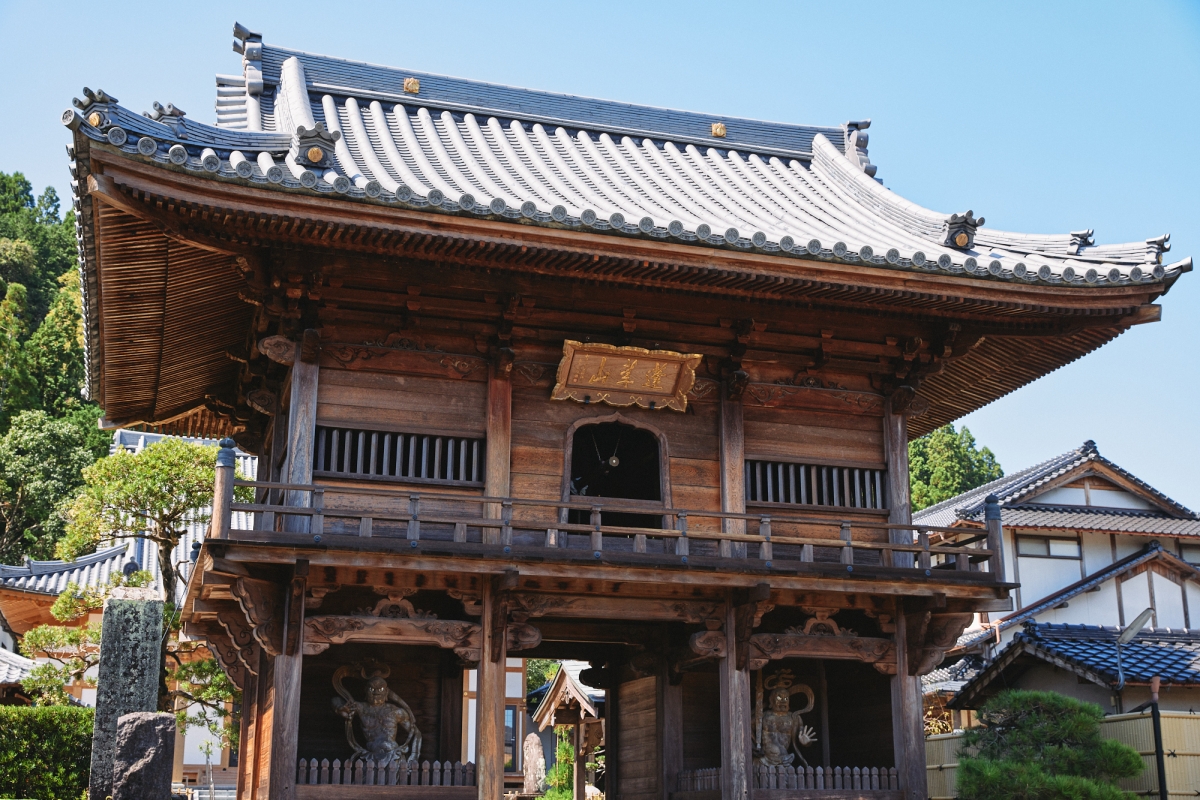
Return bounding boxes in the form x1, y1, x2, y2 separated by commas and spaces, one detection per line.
268, 565, 307, 800
882, 398, 911, 567
484, 359, 512, 543
236, 668, 259, 799
573, 723, 587, 800
719, 598, 751, 800
720, 386, 746, 556
284, 331, 320, 534
659, 660, 684, 800
890, 605, 926, 800
476, 579, 507, 800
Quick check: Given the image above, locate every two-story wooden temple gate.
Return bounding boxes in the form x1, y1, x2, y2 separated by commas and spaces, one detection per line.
64, 21, 1188, 800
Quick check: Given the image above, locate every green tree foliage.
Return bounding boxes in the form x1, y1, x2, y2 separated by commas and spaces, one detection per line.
543, 726, 575, 800
0, 705, 93, 800
527, 658, 561, 694
957, 690, 1143, 800
57, 437, 232, 604
0, 410, 101, 563
908, 424, 1003, 511
0, 172, 107, 566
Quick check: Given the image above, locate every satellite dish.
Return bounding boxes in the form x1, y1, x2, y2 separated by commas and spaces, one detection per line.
1118, 607, 1154, 645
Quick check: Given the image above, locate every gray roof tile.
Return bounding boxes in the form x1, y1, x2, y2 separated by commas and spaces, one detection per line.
0, 647, 34, 685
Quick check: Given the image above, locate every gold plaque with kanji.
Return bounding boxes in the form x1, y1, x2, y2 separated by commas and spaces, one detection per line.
551, 341, 703, 412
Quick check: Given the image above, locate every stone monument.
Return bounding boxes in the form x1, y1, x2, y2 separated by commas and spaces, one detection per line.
89, 586, 164, 800
112, 712, 176, 800
523, 732, 547, 793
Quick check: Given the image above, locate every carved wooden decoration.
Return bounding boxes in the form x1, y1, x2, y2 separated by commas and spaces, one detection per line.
232, 577, 284, 657
748, 632, 896, 674
551, 340, 702, 412
908, 612, 974, 675
257, 335, 296, 365
506, 623, 542, 652
216, 608, 261, 675
304, 615, 481, 661
690, 630, 727, 659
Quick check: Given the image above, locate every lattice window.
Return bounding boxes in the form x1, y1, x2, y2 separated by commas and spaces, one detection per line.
745, 459, 886, 510
313, 426, 485, 487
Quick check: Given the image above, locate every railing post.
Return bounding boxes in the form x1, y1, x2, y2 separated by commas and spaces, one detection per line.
759, 516, 772, 564
311, 488, 325, 536
590, 506, 602, 554
212, 438, 236, 539
676, 512, 689, 561
500, 501, 513, 547
918, 531, 931, 573
984, 494, 1006, 582
839, 522, 853, 567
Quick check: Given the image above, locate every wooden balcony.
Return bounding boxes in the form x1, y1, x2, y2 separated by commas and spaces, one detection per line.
213, 478, 1005, 586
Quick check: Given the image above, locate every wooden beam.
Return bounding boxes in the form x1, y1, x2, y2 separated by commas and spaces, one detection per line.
476, 579, 506, 800
659, 656, 683, 800
890, 602, 926, 800
284, 332, 320, 533
719, 597, 751, 800
268, 567, 306, 800
720, 384, 746, 556
883, 398, 911, 568
484, 358, 512, 543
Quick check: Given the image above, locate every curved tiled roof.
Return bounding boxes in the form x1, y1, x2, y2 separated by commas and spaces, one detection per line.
0, 647, 34, 685
0, 544, 131, 596
914, 440, 1198, 529
62, 24, 1187, 296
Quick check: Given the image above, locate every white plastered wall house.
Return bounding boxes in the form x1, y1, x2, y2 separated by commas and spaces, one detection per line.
915, 440, 1200, 717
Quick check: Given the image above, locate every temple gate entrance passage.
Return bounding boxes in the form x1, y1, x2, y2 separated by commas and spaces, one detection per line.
68, 16, 1188, 800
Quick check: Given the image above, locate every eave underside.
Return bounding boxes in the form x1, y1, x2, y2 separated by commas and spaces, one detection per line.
83, 162, 1154, 441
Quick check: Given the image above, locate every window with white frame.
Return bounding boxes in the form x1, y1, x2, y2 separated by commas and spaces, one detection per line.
1016, 535, 1081, 559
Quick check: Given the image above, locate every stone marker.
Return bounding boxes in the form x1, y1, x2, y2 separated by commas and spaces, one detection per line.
523, 732, 547, 794
89, 586, 164, 800
112, 711, 176, 800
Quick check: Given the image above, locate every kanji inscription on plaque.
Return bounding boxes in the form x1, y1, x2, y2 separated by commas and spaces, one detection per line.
551, 340, 703, 412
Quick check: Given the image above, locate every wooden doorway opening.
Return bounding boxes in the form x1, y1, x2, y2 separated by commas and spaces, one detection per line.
567, 420, 664, 529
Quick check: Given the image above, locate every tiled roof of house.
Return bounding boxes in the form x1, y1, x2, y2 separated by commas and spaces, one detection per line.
953, 622, 1200, 707
921, 654, 985, 696
0, 646, 34, 685
913, 440, 1197, 530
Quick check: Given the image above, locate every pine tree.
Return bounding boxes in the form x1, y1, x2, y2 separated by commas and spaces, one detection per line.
957, 690, 1143, 800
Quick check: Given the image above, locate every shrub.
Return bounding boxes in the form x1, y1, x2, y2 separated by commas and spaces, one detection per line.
957, 690, 1142, 800
0, 705, 93, 800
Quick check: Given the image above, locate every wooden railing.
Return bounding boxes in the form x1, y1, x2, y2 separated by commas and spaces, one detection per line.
297, 758, 475, 787
209, 443, 1006, 582
677, 767, 722, 791
753, 764, 900, 792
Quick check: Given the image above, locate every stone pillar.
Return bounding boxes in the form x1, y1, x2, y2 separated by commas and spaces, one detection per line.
89, 588, 164, 800
112, 711, 176, 800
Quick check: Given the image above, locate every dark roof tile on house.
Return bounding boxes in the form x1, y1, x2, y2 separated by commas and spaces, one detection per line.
953, 622, 1200, 707
914, 440, 1197, 530
0, 647, 34, 685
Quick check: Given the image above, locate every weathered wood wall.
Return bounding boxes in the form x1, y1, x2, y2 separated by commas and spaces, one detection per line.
618, 676, 660, 800
680, 672, 721, 773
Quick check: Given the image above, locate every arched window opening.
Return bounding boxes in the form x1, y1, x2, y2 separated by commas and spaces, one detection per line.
568, 421, 662, 529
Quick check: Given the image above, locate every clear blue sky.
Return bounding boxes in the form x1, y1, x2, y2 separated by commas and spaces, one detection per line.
1, 0, 1197, 506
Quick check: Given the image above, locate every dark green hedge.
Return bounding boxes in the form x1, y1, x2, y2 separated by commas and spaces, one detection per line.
0, 705, 93, 800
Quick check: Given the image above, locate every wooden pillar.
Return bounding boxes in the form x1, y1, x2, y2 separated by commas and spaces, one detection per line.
267, 567, 306, 800
719, 598, 751, 800
659, 659, 683, 800
236, 667, 259, 800
484, 359, 512, 542
284, 331, 320, 534
882, 398, 911, 567
573, 723, 587, 800
720, 386, 746, 556
477, 579, 507, 800
890, 605, 926, 800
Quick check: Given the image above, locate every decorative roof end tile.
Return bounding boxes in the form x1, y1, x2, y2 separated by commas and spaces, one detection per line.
943, 210, 984, 250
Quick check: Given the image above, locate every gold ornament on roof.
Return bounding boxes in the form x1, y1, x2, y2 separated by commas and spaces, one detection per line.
307, 147, 324, 163
403, 77, 421, 94
711, 122, 727, 138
